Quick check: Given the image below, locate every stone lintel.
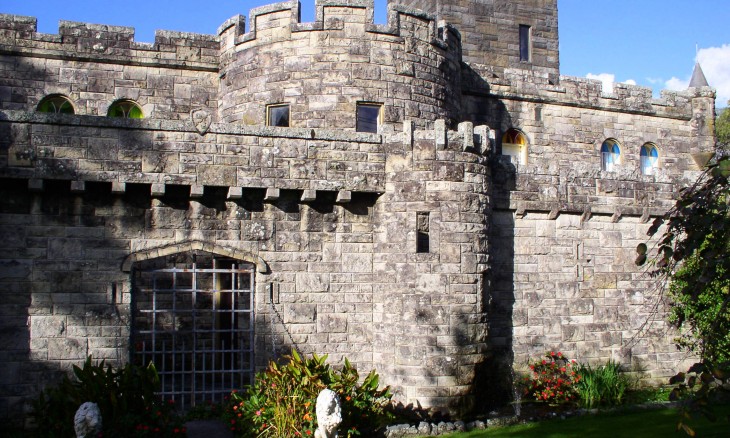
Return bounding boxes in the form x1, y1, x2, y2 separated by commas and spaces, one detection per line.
111, 182, 126, 194
227, 186, 243, 199
28, 179, 43, 192
190, 185, 205, 198
336, 190, 352, 203
151, 183, 166, 197
301, 190, 317, 202
70, 180, 85, 193
264, 187, 280, 201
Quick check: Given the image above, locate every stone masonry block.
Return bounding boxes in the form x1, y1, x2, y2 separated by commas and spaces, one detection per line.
284, 304, 317, 324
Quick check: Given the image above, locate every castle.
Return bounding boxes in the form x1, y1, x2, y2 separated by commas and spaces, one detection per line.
0, 0, 717, 424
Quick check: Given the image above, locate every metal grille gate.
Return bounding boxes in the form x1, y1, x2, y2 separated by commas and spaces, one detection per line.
132, 253, 254, 410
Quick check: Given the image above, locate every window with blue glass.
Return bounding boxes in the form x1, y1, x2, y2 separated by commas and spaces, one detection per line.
640, 143, 659, 175
601, 139, 621, 171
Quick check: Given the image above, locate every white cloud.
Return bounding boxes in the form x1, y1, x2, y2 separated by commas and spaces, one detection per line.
664, 44, 730, 107
697, 44, 730, 107
586, 73, 638, 93
665, 76, 689, 91
587, 73, 615, 93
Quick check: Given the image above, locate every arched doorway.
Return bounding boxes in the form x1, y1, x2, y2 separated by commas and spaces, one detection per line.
130, 250, 255, 409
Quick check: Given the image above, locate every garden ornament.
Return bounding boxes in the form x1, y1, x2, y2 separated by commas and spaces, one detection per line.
314, 388, 342, 438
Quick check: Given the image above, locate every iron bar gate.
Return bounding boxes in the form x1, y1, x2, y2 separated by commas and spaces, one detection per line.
132, 253, 254, 410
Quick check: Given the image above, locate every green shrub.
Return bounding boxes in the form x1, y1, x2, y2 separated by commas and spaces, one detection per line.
32, 356, 185, 437
522, 351, 580, 405
575, 360, 630, 409
223, 350, 393, 437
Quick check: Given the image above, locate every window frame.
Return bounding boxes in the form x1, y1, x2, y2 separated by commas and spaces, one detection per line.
37, 94, 75, 114
356, 102, 383, 133
601, 138, 622, 172
640, 143, 659, 175
266, 103, 290, 127
501, 128, 529, 165
107, 99, 144, 119
519, 24, 532, 62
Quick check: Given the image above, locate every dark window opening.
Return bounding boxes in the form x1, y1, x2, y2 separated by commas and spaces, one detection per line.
356, 103, 382, 133
267, 104, 290, 127
416, 212, 430, 253
519, 25, 531, 62
416, 231, 430, 253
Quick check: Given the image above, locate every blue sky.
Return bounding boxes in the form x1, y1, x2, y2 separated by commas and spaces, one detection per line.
3, 0, 729, 107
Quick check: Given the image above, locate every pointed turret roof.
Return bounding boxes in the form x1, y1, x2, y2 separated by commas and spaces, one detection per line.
689, 62, 710, 88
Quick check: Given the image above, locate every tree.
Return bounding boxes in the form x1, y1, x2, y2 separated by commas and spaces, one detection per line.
637, 155, 730, 434
717, 103, 730, 147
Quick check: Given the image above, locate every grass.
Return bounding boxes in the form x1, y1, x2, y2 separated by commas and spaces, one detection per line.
438, 404, 730, 438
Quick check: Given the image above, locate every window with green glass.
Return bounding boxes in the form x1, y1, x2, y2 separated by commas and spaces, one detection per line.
37, 95, 75, 114
108, 100, 144, 119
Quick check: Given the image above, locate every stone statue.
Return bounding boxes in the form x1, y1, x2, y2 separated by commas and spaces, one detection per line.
314, 388, 342, 438
74, 402, 102, 438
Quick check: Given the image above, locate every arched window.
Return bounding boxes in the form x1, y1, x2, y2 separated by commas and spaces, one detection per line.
640, 143, 659, 175
107, 100, 143, 119
601, 138, 621, 171
501, 128, 528, 165
37, 95, 74, 114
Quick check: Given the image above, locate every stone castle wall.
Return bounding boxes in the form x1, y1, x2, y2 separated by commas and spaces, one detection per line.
217, 0, 462, 128
0, 0, 719, 426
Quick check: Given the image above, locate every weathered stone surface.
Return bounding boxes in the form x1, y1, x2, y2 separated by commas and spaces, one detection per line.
0, 0, 714, 426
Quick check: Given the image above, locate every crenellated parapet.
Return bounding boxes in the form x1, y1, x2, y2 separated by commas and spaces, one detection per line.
217, 0, 462, 129
463, 63, 714, 121
0, 13, 219, 69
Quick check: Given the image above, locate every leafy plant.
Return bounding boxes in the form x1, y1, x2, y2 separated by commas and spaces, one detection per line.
669, 361, 730, 437
574, 361, 630, 409
223, 350, 393, 437
522, 351, 580, 405
32, 356, 185, 437
638, 151, 730, 434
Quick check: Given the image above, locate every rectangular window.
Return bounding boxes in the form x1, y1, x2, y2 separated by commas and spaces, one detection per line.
416, 212, 430, 253
519, 24, 531, 62
356, 103, 382, 133
267, 104, 290, 127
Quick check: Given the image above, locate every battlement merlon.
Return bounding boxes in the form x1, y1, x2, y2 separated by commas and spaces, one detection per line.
217, 0, 458, 49
464, 63, 717, 120
0, 13, 219, 70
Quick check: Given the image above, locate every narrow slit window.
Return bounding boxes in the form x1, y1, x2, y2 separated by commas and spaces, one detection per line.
267, 104, 290, 127
519, 25, 532, 62
356, 103, 382, 133
416, 212, 430, 253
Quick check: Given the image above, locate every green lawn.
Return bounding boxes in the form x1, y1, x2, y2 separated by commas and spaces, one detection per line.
439, 405, 730, 438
